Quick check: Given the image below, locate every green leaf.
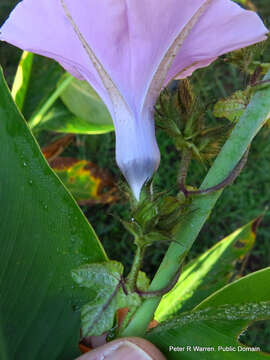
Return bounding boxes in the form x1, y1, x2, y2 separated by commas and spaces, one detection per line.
72, 262, 123, 337
116, 291, 141, 311
11, 51, 34, 111
37, 100, 114, 134
28, 73, 73, 129
60, 76, 114, 133
233, 0, 257, 11
72, 262, 124, 289
155, 218, 259, 322
0, 68, 107, 360
22, 55, 64, 122
147, 268, 270, 359
120, 70, 270, 340
195, 267, 270, 311
137, 271, 151, 292
147, 302, 270, 359
81, 295, 118, 338
49, 157, 118, 205
72, 261, 141, 336
213, 89, 250, 122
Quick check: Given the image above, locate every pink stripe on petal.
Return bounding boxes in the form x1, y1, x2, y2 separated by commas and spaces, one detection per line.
0, 0, 268, 198
165, 0, 268, 83
0, 0, 113, 112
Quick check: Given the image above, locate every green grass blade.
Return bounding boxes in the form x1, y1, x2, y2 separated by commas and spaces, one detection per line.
11, 51, 34, 111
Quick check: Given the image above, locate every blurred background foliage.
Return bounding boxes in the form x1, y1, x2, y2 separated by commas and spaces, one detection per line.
0, 0, 270, 352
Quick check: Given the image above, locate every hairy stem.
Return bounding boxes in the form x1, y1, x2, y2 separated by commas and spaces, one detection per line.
121, 71, 270, 337
178, 148, 192, 191
127, 242, 145, 291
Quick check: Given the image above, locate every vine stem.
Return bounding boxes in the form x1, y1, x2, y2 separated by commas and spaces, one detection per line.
126, 242, 145, 291
185, 147, 249, 196
178, 148, 192, 191
121, 71, 270, 337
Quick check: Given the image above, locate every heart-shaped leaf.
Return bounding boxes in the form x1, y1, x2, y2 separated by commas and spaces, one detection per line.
72, 262, 141, 337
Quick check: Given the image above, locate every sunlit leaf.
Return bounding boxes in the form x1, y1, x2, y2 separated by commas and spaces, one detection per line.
11, 51, 34, 110
0, 67, 107, 360
155, 218, 260, 322
148, 302, 270, 359
50, 157, 119, 205
37, 101, 114, 134
195, 267, 270, 310
147, 268, 270, 359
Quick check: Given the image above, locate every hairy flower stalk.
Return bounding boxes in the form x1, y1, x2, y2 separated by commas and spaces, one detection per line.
0, 0, 267, 199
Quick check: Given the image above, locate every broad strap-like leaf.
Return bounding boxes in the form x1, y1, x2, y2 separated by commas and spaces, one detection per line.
147, 302, 270, 359
155, 218, 259, 321
195, 267, 270, 310
147, 268, 270, 359
0, 67, 107, 360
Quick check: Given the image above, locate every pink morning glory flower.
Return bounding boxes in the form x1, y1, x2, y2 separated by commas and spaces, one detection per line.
0, 0, 267, 199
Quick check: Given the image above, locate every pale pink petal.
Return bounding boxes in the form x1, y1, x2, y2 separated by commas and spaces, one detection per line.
114, 111, 160, 200
1, 0, 267, 119
0, 0, 113, 112
0, 0, 219, 116
0, 0, 267, 198
165, 0, 268, 83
